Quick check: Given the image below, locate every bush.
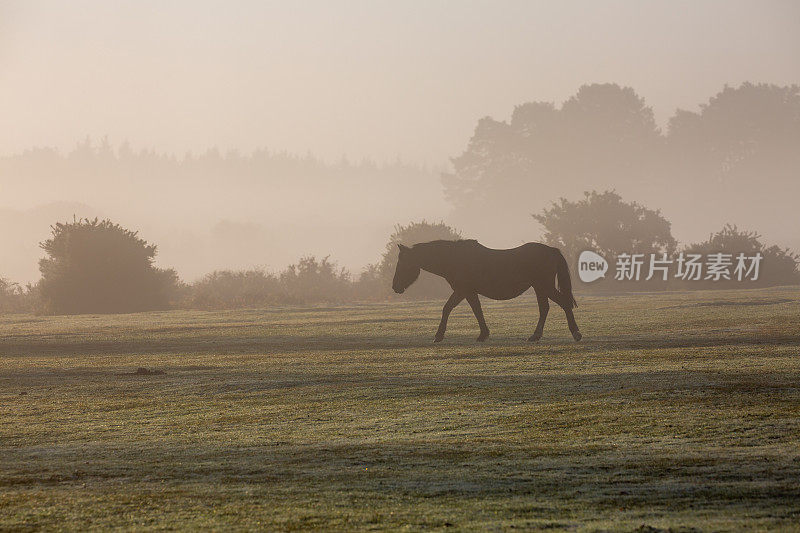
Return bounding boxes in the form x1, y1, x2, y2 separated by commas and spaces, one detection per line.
684, 225, 799, 287
352, 263, 385, 301
37, 218, 181, 314
280, 256, 352, 304
190, 269, 283, 309
0, 278, 35, 314
188, 257, 355, 309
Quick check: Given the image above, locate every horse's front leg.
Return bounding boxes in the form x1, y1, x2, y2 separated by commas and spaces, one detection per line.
435, 291, 464, 342
465, 293, 490, 342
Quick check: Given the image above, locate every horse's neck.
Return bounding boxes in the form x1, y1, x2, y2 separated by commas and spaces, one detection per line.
416, 245, 453, 279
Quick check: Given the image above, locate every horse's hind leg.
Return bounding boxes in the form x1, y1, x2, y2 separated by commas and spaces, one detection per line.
551, 290, 582, 342
528, 288, 549, 342
435, 291, 464, 342
465, 293, 490, 341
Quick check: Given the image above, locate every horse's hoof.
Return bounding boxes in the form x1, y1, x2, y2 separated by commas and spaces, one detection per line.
572, 331, 582, 342
528, 333, 542, 342
476, 332, 489, 342
433, 335, 444, 343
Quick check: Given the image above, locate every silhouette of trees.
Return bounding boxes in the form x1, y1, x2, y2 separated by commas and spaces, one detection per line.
0, 140, 441, 283
668, 83, 800, 182
533, 191, 676, 261
443, 82, 800, 250
559, 83, 662, 177
684, 224, 799, 287
443, 83, 662, 233
37, 218, 181, 314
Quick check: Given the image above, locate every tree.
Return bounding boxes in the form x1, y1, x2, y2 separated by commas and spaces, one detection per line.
559, 83, 662, 174
37, 218, 180, 314
443, 84, 662, 237
376, 221, 462, 299
667, 82, 800, 182
533, 191, 676, 261
665, 83, 800, 244
443, 82, 800, 252
684, 224, 799, 287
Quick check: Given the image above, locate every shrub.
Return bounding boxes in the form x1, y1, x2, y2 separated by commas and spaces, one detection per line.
190, 269, 283, 309
187, 258, 359, 309
0, 278, 35, 314
684, 224, 799, 287
352, 263, 385, 301
37, 218, 181, 314
280, 256, 352, 304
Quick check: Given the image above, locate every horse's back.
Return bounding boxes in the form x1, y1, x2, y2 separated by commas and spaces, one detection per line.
441, 241, 558, 299
474, 241, 557, 265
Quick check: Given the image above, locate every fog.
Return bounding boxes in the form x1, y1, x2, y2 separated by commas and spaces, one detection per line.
1, 1, 798, 284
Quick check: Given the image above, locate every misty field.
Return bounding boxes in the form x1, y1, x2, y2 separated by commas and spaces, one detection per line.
1, 288, 799, 531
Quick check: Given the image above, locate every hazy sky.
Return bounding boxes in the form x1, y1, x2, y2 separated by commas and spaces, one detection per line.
1, 0, 798, 164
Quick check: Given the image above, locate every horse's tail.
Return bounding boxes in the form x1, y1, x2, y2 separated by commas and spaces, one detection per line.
555, 249, 577, 308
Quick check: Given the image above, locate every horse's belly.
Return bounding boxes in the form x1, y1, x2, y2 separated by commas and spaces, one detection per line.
479, 282, 531, 300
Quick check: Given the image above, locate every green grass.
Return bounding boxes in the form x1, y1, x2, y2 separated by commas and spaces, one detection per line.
1, 287, 799, 531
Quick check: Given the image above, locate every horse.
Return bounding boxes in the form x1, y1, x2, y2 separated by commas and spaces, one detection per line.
392, 239, 581, 342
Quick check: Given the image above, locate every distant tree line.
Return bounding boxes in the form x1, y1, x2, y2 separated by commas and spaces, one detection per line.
0, 207, 796, 314
0, 140, 431, 188
0, 132, 443, 285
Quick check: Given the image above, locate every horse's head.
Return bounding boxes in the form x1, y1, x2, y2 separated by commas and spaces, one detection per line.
392, 244, 420, 294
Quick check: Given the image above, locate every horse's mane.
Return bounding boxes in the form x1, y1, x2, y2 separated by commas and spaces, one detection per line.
412, 239, 479, 251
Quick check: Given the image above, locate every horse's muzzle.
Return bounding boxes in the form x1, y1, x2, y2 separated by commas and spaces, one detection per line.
394, 288, 404, 294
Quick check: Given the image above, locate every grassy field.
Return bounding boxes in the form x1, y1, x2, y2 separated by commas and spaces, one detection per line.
1, 287, 799, 531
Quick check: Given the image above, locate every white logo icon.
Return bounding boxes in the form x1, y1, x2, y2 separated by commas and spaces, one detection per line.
578, 250, 608, 283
